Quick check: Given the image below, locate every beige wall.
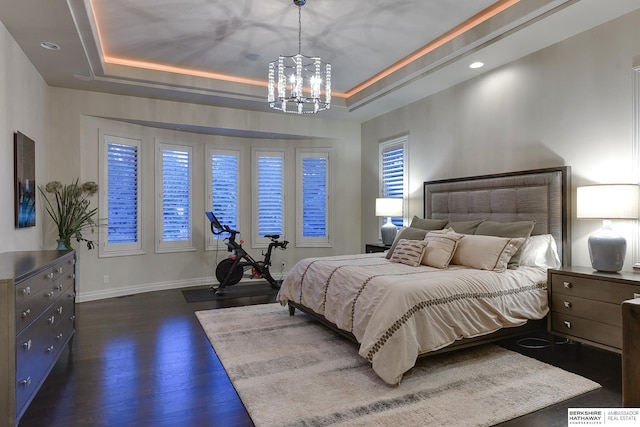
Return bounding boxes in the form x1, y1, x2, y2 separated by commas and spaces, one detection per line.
0, 22, 49, 251
362, 10, 640, 271
47, 88, 361, 301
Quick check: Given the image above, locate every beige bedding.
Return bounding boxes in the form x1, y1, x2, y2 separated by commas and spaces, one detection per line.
276, 252, 549, 385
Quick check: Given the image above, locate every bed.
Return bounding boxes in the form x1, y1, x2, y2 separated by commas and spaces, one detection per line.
277, 167, 571, 385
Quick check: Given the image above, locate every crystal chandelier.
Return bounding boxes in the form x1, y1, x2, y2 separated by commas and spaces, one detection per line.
268, 0, 331, 114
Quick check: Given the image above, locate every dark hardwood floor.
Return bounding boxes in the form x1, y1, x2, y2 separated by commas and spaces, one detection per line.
18, 286, 622, 427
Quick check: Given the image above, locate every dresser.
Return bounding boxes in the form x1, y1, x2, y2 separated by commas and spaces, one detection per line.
548, 266, 640, 353
0, 250, 76, 427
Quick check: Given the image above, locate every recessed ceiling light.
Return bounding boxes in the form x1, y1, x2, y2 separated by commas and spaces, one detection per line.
40, 41, 61, 51
469, 62, 484, 69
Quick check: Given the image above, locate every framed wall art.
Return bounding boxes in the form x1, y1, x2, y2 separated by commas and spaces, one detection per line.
14, 131, 36, 228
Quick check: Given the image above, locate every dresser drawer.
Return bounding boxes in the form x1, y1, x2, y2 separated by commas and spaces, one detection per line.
551, 273, 639, 304
15, 268, 54, 307
550, 295, 621, 326
15, 295, 75, 414
15, 267, 75, 334
551, 312, 621, 350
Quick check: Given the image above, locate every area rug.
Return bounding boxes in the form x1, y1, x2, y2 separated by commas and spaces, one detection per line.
182, 283, 276, 303
196, 303, 600, 427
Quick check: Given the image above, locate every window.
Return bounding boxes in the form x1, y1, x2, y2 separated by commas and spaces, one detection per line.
252, 149, 285, 246
99, 133, 143, 257
206, 148, 239, 248
156, 141, 193, 252
379, 136, 408, 226
296, 149, 331, 247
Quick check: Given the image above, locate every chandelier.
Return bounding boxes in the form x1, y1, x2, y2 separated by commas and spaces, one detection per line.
268, 0, 331, 114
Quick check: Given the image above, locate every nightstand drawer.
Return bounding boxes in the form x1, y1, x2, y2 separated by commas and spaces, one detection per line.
365, 244, 390, 253
551, 273, 639, 303
550, 295, 621, 326
551, 313, 621, 350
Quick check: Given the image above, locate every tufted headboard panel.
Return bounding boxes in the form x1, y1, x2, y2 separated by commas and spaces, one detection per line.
423, 167, 570, 266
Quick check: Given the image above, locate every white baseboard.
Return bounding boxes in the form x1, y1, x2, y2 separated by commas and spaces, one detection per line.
76, 272, 286, 303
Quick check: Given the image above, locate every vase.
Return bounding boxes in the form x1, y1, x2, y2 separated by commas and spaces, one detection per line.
56, 239, 70, 250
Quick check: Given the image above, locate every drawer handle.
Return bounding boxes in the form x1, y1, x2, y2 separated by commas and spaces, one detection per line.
56, 306, 64, 315
563, 320, 572, 329
56, 267, 63, 274
55, 284, 63, 291
46, 345, 55, 353
22, 339, 32, 351
563, 301, 572, 309
563, 281, 572, 289
20, 286, 31, 296
46, 272, 54, 280
46, 291, 55, 299
70, 315, 76, 322
21, 309, 31, 319
56, 332, 64, 340
19, 377, 31, 387
48, 315, 56, 325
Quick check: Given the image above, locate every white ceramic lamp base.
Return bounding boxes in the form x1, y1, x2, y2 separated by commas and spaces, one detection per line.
380, 217, 397, 246
588, 221, 626, 273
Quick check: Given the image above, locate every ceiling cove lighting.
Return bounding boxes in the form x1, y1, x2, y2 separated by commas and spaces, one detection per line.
267, 0, 331, 114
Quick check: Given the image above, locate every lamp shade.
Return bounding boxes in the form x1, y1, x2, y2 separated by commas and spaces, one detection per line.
375, 198, 403, 217
577, 184, 640, 220
576, 184, 640, 273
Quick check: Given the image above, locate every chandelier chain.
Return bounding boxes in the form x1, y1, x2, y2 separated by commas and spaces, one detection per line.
298, 5, 302, 55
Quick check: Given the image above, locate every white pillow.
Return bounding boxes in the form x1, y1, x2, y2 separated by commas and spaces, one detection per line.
451, 234, 525, 272
422, 228, 464, 269
519, 234, 561, 269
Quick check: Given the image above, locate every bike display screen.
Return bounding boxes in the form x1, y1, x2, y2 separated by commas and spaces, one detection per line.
205, 211, 223, 230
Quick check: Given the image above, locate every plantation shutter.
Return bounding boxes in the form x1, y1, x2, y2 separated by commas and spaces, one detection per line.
211, 152, 238, 235
257, 154, 283, 237
302, 156, 327, 238
381, 143, 405, 227
107, 142, 138, 244
162, 148, 191, 241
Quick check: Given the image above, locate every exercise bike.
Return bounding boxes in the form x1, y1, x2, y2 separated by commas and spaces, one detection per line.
206, 212, 288, 295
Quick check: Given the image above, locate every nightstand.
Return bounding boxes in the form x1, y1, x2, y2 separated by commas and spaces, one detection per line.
365, 243, 391, 253
548, 266, 640, 353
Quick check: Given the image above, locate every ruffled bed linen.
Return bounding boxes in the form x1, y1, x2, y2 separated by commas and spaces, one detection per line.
276, 252, 549, 385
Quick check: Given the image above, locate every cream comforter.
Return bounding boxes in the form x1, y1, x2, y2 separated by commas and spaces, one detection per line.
276, 253, 549, 385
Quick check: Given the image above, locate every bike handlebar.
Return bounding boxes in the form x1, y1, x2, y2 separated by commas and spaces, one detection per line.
207, 212, 287, 250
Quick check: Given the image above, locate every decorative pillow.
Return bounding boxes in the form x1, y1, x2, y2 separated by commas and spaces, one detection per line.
445, 219, 485, 234
409, 216, 449, 231
451, 234, 526, 272
474, 220, 535, 268
422, 228, 465, 269
389, 239, 429, 267
519, 234, 561, 269
386, 227, 430, 259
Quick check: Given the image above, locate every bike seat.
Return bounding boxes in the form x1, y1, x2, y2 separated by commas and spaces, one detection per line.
265, 234, 280, 239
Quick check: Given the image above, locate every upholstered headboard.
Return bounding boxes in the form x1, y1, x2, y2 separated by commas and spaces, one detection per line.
423, 167, 571, 266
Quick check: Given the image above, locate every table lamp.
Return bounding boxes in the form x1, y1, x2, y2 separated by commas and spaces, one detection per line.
577, 184, 640, 272
375, 197, 403, 246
